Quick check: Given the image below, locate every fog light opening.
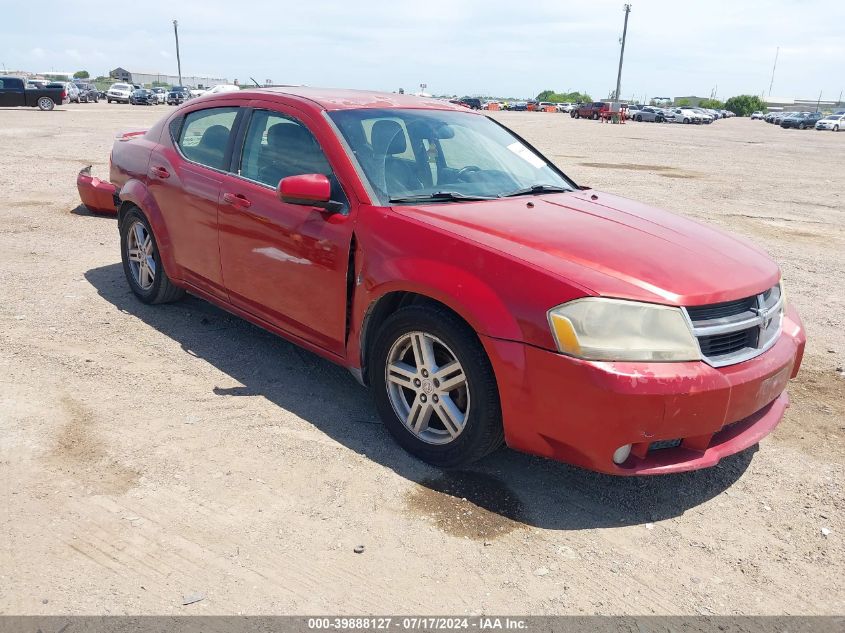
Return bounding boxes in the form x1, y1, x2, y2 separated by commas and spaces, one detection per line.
612, 444, 632, 465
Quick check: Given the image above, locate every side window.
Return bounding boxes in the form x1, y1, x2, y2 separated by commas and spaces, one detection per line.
0, 79, 5, 89
177, 107, 239, 171
239, 110, 332, 187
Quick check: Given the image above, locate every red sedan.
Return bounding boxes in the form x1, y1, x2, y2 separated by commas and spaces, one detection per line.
79, 88, 805, 474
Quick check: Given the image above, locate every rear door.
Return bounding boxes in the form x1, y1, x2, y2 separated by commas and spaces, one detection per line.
217, 101, 358, 355
147, 102, 245, 298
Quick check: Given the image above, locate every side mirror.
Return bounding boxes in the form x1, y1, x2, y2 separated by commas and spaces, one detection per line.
277, 173, 341, 213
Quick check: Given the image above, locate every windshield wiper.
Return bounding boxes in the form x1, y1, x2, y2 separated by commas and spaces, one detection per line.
389, 191, 496, 203
499, 184, 571, 198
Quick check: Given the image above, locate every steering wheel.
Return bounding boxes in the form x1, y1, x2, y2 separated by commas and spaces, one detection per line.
457, 165, 482, 181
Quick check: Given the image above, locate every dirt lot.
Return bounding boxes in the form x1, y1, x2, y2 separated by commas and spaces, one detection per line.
1, 102, 843, 615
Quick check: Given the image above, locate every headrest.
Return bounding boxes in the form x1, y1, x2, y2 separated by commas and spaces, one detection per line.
199, 125, 229, 148
371, 119, 407, 155
267, 122, 315, 151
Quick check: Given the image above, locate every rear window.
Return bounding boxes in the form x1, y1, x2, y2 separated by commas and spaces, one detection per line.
177, 107, 240, 171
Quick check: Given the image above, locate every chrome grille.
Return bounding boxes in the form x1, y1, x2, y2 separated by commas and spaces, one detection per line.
684, 284, 783, 367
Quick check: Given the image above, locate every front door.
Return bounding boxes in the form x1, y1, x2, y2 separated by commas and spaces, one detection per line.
217, 105, 356, 356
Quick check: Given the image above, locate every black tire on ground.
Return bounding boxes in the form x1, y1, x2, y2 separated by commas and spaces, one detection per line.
798, 123, 805, 130
636, 115, 642, 122
592, 112, 599, 120
574, 111, 580, 119
120, 207, 185, 305
835, 125, 840, 132
37, 97, 54, 111
369, 303, 505, 468
683, 118, 690, 124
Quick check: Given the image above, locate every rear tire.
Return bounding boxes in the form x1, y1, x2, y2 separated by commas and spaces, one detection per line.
120, 207, 185, 305
37, 97, 54, 111
636, 115, 642, 122
835, 125, 840, 132
369, 304, 504, 468
592, 112, 599, 120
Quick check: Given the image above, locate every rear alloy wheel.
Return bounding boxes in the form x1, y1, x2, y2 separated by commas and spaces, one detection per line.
370, 304, 504, 467
683, 117, 690, 124
636, 115, 642, 122
120, 208, 185, 304
37, 97, 54, 111
799, 123, 805, 130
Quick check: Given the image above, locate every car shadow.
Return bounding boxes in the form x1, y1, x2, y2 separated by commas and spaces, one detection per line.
84, 262, 754, 532
71, 204, 116, 217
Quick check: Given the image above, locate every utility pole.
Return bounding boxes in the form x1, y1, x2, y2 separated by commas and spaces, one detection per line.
173, 20, 183, 87
768, 46, 779, 97
817, 90, 822, 112
614, 4, 631, 103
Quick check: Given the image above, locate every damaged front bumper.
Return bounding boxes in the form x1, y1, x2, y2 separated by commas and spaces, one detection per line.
77, 165, 118, 215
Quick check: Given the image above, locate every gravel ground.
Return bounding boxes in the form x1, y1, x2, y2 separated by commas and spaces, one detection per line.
0, 102, 843, 615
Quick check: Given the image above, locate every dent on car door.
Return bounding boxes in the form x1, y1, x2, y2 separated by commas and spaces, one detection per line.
217, 105, 356, 356
148, 105, 242, 298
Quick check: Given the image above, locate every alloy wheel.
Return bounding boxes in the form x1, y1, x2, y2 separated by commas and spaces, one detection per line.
126, 221, 156, 290
385, 331, 470, 445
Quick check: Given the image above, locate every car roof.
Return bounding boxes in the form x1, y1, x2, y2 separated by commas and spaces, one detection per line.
221, 86, 468, 112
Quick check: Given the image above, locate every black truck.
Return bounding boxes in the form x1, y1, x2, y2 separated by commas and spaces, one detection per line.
0, 76, 67, 110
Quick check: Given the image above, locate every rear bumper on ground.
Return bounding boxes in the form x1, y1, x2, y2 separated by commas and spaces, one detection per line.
77, 166, 118, 214
483, 305, 805, 475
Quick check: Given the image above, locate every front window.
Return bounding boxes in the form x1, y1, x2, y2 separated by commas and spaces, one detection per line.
329, 108, 573, 204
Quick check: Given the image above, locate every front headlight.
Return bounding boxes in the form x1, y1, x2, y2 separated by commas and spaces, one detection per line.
547, 298, 701, 362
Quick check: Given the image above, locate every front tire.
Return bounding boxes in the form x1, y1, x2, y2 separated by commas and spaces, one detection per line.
369, 304, 504, 468
37, 97, 54, 111
120, 208, 185, 304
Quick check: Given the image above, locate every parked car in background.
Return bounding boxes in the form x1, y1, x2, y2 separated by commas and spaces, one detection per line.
751, 111, 765, 120
107, 83, 133, 103
189, 88, 207, 98
151, 87, 167, 104
537, 101, 558, 112
556, 102, 573, 113
0, 76, 67, 110
457, 97, 482, 110
205, 84, 241, 96
572, 102, 610, 119
631, 106, 665, 123
510, 101, 528, 111
167, 86, 191, 105
669, 107, 701, 124
47, 82, 79, 103
129, 88, 157, 106
780, 112, 822, 129
82, 87, 805, 475
74, 82, 99, 103
815, 113, 844, 131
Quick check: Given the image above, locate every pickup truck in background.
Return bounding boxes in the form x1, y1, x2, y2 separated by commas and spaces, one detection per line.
0, 76, 67, 110
571, 101, 610, 120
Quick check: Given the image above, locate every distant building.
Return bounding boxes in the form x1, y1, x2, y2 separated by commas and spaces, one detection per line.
110, 67, 132, 82
109, 67, 228, 89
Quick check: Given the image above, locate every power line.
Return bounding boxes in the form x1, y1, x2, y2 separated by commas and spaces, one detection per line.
768, 46, 779, 97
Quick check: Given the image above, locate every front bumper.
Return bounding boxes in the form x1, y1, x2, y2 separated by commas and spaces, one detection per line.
483, 304, 805, 475
77, 166, 118, 214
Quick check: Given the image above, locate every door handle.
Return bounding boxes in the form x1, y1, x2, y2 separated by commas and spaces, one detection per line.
150, 166, 170, 179
222, 192, 252, 209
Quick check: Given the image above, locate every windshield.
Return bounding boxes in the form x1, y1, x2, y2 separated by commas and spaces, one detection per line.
328, 108, 574, 204
112, 84, 130, 91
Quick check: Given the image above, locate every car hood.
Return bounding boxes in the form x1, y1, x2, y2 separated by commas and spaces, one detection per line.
393, 190, 779, 306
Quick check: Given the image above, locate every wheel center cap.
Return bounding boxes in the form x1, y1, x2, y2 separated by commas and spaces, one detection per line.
421, 379, 434, 395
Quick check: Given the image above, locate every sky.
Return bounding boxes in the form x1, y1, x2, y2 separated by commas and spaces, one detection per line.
2, 0, 843, 101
